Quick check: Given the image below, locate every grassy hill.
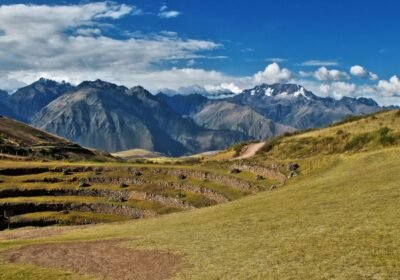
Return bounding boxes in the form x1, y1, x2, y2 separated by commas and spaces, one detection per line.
0, 110, 399, 279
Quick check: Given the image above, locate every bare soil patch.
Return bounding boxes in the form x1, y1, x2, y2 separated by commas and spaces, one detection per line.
0, 225, 90, 240
234, 142, 265, 160
3, 240, 182, 280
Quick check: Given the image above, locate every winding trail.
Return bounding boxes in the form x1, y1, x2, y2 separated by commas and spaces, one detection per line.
234, 142, 265, 160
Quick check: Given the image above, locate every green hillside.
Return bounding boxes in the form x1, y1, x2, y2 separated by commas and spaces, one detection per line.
0, 110, 399, 279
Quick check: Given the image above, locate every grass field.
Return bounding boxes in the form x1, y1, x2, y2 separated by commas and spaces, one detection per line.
0, 110, 399, 279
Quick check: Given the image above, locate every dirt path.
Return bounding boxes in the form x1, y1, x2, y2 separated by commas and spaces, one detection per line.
234, 142, 265, 160
3, 240, 182, 280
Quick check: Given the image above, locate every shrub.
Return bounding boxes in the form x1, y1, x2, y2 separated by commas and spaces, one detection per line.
180, 157, 201, 164
336, 129, 344, 135
379, 134, 397, 146
344, 133, 373, 151
343, 127, 398, 151
259, 137, 281, 154
378, 127, 390, 136
229, 140, 258, 157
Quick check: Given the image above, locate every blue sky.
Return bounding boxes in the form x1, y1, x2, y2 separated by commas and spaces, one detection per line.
0, 1, 399, 104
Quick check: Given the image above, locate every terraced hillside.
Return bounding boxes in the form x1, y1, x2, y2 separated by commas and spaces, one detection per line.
0, 110, 399, 280
0, 160, 284, 230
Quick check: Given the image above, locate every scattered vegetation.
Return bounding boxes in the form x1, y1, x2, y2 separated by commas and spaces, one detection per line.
257, 110, 400, 159
258, 136, 282, 153
0, 109, 400, 279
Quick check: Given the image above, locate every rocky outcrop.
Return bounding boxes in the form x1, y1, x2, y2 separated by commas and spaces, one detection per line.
128, 191, 194, 210
164, 169, 253, 192
156, 181, 228, 204
231, 163, 287, 184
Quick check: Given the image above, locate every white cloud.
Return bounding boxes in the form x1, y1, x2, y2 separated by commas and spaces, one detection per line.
0, 2, 218, 90
75, 28, 102, 37
159, 30, 178, 37
186, 59, 195, 66
253, 63, 292, 84
350, 65, 378, 80
204, 83, 242, 94
318, 82, 357, 99
265, 57, 287, 63
158, 5, 180, 18
298, 60, 339, 67
313, 67, 349, 81
0, 3, 398, 106
299, 70, 313, 78
0, 75, 26, 92
95, 3, 134, 19
120, 68, 238, 92
377, 76, 400, 97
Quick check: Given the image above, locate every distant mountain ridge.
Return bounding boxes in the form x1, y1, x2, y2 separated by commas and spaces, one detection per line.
156, 93, 295, 139
0, 79, 390, 155
229, 84, 382, 129
32, 80, 246, 155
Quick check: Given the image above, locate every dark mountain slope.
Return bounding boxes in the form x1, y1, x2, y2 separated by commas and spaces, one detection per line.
7, 78, 74, 122
156, 93, 209, 116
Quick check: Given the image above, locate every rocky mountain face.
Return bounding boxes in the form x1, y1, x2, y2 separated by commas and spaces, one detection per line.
230, 84, 382, 129
157, 93, 209, 116
0, 79, 388, 155
0, 90, 18, 119
32, 80, 245, 155
6, 78, 73, 122
157, 93, 294, 139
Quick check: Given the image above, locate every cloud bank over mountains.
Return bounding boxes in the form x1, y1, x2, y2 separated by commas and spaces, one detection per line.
0, 2, 399, 105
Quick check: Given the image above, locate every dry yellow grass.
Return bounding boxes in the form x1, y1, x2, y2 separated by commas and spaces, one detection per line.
0, 111, 399, 279
0, 148, 399, 279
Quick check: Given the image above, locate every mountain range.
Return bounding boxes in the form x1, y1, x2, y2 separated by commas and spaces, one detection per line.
0, 78, 387, 155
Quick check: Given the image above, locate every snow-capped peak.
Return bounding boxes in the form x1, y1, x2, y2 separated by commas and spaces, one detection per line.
265, 87, 274, 96
242, 83, 317, 101
292, 86, 312, 100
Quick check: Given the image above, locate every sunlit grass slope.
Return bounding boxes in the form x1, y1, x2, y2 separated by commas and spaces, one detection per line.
0, 110, 399, 279
260, 110, 400, 160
